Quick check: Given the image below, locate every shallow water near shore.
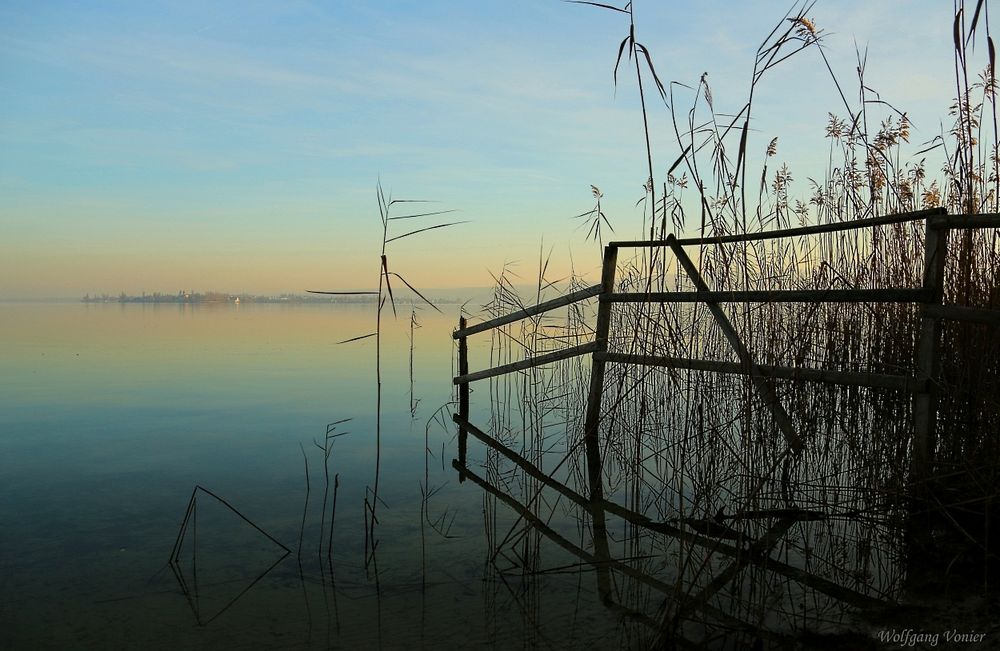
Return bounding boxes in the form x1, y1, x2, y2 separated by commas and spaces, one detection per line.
1, 301, 629, 649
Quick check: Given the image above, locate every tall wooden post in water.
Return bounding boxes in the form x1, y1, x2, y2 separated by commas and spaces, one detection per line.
457, 316, 469, 483
583, 244, 618, 602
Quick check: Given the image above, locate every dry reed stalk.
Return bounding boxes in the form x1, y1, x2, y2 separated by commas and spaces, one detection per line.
311, 183, 461, 568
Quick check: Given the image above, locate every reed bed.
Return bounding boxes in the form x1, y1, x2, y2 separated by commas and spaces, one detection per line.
460, 1, 999, 646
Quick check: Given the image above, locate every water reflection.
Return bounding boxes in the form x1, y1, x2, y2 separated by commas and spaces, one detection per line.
452, 413, 902, 649
169, 486, 291, 626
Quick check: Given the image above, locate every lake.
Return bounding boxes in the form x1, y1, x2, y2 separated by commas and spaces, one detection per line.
0, 301, 630, 650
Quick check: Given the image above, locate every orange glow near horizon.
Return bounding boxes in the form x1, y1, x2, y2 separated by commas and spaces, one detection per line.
1, 233, 601, 299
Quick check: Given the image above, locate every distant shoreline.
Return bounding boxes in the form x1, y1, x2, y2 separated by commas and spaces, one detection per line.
79, 291, 469, 305
0, 285, 567, 305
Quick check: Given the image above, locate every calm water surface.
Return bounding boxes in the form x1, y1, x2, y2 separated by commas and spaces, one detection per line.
1, 302, 620, 650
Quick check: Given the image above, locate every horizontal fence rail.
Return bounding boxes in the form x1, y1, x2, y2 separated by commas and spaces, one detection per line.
604, 288, 930, 304
596, 353, 924, 392
926, 303, 1000, 326
453, 341, 598, 385
610, 208, 947, 248
453, 284, 601, 339
928, 213, 1000, 230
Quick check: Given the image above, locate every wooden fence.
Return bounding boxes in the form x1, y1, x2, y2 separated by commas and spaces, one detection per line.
455, 208, 998, 480
450, 207, 999, 629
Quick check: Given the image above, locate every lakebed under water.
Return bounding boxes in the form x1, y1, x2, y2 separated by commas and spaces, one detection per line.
0, 301, 630, 650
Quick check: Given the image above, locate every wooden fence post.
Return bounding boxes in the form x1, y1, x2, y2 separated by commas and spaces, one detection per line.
583, 244, 618, 603
912, 218, 948, 485
583, 245, 618, 498
458, 316, 469, 482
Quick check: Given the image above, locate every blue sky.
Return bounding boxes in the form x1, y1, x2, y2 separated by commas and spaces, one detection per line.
0, 1, 967, 297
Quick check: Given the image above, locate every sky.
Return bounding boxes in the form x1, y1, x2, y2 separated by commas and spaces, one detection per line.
0, 1, 971, 298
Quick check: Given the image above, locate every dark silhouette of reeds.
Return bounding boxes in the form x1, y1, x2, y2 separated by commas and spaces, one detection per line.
452, 1, 999, 646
